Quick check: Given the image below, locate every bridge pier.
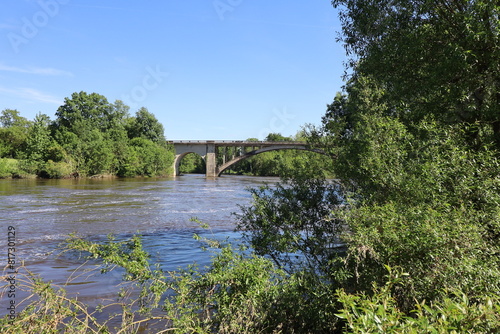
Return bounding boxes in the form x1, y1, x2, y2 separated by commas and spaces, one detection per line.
205, 144, 218, 178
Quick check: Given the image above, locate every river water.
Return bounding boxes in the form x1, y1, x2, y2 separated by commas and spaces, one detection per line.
0, 174, 277, 318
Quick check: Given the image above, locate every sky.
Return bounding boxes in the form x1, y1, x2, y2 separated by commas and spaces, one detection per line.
0, 1, 346, 140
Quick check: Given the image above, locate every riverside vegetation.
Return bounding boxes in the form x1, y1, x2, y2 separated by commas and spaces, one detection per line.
2, 0, 500, 332
0, 91, 174, 179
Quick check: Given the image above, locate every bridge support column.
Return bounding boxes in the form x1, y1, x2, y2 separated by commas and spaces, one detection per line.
205, 143, 218, 177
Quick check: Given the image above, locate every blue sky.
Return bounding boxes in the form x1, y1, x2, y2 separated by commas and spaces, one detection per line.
1, 1, 346, 140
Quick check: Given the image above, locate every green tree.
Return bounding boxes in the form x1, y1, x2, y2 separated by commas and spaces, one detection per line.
265, 133, 292, 142
0, 109, 31, 159
179, 153, 205, 174
54, 92, 114, 134
332, 0, 500, 147
25, 113, 52, 163
128, 137, 173, 176
53, 92, 142, 176
237, 0, 500, 320
0, 109, 30, 128
127, 107, 166, 144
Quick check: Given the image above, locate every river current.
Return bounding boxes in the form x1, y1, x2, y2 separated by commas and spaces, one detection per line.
0, 174, 277, 316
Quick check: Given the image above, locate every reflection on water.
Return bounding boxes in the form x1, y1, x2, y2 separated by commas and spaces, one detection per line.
0, 174, 277, 317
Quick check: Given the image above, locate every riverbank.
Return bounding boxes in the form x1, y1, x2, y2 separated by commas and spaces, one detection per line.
0, 158, 176, 180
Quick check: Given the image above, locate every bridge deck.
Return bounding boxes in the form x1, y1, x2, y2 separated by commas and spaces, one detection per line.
169, 140, 307, 147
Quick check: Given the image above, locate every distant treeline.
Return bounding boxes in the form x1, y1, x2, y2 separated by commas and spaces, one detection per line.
0, 91, 174, 178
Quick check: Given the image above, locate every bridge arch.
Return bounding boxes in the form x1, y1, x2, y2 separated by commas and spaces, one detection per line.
173, 152, 206, 176
217, 146, 324, 176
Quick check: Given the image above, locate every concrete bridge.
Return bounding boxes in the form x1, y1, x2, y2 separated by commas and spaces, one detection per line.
169, 140, 320, 177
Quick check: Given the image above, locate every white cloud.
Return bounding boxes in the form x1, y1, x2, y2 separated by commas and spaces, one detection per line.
0, 64, 73, 76
0, 86, 62, 105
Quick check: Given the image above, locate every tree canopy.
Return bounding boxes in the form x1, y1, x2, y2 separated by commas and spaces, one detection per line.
0, 92, 174, 178
333, 0, 500, 146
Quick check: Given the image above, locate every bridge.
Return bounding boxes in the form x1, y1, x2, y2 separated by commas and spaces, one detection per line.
169, 140, 320, 177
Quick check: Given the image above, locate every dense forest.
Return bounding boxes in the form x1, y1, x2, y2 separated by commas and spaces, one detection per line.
3, 0, 500, 333
0, 91, 174, 178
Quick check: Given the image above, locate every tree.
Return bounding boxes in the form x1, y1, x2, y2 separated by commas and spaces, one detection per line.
128, 137, 173, 176
0, 109, 31, 158
25, 113, 52, 164
237, 0, 500, 319
178, 153, 205, 174
53, 92, 140, 176
317, 0, 500, 311
265, 133, 292, 142
0, 109, 30, 128
332, 0, 500, 147
54, 92, 114, 135
127, 107, 166, 144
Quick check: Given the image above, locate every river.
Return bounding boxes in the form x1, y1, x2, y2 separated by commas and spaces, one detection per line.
0, 174, 277, 319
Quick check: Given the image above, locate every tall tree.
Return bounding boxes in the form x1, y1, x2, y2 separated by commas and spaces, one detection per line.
0, 109, 31, 158
53, 92, 127, 175
0, 109, 30, 128
127, 107, 166, 144
25, 113, 52, 163
333, 0, 500, 146
54, 91, 113, 135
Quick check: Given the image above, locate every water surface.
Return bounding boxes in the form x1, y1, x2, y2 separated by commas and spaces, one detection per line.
0, 174, 276, 314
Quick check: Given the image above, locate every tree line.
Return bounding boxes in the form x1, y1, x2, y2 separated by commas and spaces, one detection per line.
0, 91, 174, 178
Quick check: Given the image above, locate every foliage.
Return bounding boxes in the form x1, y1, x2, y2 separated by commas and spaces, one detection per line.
59, 233, 341, 333
0, 91, 173, 178
40, 160, 74, 179
0, 109, 31, 159
332, 0, 500, 147
1, 267, 110, 334
54, 92, 116, 134
0, 158, 23, 178
234, 1, 500, 331
179, 152, 206, 174
336, 266, 500, 333
236, 176, 345, 276
0, 109, 31, 128
25, 113, 52, 163
126, 107, 166, 145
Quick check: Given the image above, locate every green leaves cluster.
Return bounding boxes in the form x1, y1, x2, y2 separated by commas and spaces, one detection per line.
336, 267, 500, 333
237, 177, 345, 276
333, 0, 500, 146
0, 91, 174, 178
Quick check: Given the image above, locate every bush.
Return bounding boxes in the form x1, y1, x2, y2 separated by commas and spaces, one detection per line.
39, 160, 74, 178
0, 158, 18, 178
0, 159, 36, 178
336, 267, 500, 333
